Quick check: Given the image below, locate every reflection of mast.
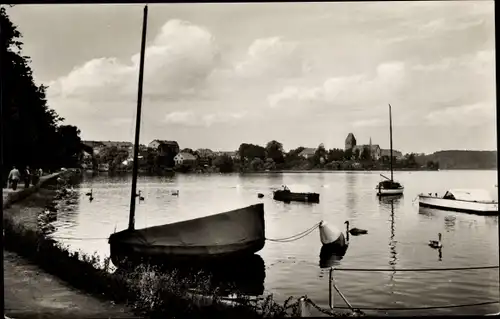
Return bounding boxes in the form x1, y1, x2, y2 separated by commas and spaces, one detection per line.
388, 199, 397, 283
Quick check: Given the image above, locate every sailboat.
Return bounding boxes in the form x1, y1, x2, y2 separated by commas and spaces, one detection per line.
108, 6, 266, 267
376, 104, 404, 196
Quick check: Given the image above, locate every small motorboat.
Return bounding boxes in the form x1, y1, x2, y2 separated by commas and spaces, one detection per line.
273, 186, 319, 203
418, 189, 498, 215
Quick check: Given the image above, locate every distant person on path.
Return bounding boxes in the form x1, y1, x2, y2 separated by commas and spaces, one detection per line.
32, 168, 40, 185
8, 166, 21, 190
24, 166, 31, 189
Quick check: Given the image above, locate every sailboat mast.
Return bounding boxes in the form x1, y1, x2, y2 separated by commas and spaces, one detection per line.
389, 103, 393, 181
128, 5, 148, 231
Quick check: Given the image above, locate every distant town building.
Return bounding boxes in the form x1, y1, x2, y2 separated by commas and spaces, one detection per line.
345, 133, 357, 150
82, 140, 133, 155
196, 148, 215, 159
347, 135, 381, 160
148, 140, 180, 168
299, 148, 316, 159
380, 149, 403, 160
214, 151, 240, 160
174, 152, 197, 166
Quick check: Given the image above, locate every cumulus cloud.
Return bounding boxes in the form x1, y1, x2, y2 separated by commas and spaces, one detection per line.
164, 111, 247, 127
268, 61, 406, 109
234, 37, 310, 78
425, 102, 495, 127
48, 19, 220, 102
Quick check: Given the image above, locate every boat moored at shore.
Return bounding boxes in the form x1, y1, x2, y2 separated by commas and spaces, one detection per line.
109, 203, 266, 266
418, 189, 498, 215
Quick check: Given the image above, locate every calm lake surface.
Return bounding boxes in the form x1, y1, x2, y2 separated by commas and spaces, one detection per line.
49, 170, 499, 316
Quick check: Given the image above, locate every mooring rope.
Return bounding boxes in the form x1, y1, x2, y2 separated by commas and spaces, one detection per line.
44, 222, 322, 243
266, 222, 320, 242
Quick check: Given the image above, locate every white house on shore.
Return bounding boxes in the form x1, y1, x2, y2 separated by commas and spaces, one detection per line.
174, 152, 197, 166
299, 148, 316, 159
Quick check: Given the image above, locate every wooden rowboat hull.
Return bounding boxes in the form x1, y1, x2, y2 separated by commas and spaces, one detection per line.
109, 203, 265, 266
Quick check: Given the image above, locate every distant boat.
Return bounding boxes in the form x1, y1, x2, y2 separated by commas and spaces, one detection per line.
376, 104, 404, 196
108, 6, 265, 267
418, 189, 498, 215
273, 186, 320, 203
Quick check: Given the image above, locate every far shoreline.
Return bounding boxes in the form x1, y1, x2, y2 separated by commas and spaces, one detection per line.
84, 167, 498, 176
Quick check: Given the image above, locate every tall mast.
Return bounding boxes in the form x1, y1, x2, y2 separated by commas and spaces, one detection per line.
128, 5, 148, 231
389, 103, 393, 182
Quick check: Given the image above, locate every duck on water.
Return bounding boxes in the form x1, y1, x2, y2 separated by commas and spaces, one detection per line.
429, 233, 442, 249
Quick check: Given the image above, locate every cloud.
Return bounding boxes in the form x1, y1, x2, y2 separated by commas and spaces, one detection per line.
164, 111, 247, 127
352, 118, 385, 128
234, 37, 310, 79
48, 19, 220, 102
268, 61, 406, 109
425, 102, 495, 127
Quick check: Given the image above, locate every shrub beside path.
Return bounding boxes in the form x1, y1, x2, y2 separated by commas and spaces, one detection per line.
3, 171, 137, 319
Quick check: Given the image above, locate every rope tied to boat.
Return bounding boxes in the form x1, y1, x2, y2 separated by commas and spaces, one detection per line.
266, 222, 320, 243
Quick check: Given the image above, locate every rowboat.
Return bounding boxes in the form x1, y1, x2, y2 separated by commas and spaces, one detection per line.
273, 189, 320, 203
108, 6, 265, 267
418, 189, 498, 215
109, 204, 265, 265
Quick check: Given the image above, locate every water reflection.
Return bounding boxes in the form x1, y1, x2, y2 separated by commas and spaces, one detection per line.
387, 199, 397, 283
319, 244, 348, 268
444, 215, 456, 232
346, 173, 358, 218
378, 194, 403, 206
118, 254, 266, 296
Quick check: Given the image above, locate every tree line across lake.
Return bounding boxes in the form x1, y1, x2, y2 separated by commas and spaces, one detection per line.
89, 141, 441, 174
91, 142, 497, 174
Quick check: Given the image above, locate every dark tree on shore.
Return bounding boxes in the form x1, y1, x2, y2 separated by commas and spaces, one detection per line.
265, 140, 284, 164
343, 148, 353, 161
212, 155, 234, 173
360, 147, 371, 161
313, 143, 327, 166
327, 148, 344, 162
1, 7, 83, 180
238, 143, 266, 161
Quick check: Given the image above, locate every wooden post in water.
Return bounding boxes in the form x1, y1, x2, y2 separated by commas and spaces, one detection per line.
389, 104, 393, 182
129, 5, 148, 231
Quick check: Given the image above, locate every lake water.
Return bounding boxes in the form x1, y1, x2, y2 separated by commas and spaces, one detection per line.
48, 170, 499, 316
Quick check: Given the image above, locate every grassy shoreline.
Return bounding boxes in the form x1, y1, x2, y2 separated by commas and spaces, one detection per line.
3, 172, 351, 318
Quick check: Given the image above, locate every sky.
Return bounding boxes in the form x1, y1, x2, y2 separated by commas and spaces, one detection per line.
7, 1, 496, 154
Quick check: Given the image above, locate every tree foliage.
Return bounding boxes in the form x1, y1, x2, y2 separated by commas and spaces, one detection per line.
265, 140, 284, 164
1, 7, 83, 181
238, 143, 266, 161
212, 155, 234, 173
360, 147, 371, 161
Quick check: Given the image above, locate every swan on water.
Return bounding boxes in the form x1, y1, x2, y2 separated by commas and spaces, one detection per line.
429, 233, 442, 249
344, 221, 368, 236
85, 189, 92, 196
